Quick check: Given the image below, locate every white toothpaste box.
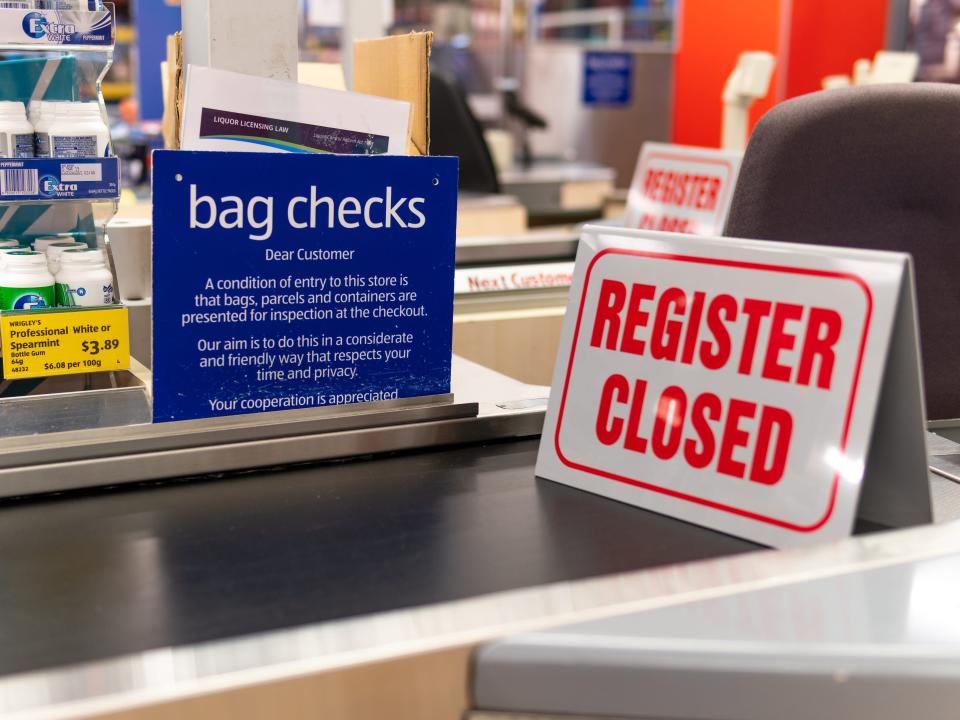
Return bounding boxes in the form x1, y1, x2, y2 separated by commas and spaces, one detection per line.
181, 65, 411, 156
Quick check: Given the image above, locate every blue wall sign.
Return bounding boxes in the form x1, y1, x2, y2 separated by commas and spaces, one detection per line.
583, 51, 634, 107
151, 151, 458, 423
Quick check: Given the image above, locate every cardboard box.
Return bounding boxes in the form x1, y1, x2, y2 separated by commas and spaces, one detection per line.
162, 32, 183, 149
354, 32, 432, 156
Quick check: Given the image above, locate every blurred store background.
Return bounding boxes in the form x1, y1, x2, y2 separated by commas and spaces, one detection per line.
109, 0, 928, 198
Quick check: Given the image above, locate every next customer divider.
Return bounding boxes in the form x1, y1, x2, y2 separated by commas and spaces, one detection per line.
536, 226, 931, 548
152, 151, 458, 423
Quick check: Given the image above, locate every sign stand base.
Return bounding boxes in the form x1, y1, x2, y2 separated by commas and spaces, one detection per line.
856, 268, 932, 529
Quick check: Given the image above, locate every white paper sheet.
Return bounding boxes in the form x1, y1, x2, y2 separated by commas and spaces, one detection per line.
181, 65, 410, 156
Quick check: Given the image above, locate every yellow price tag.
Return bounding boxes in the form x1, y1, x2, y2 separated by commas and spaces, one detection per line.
1, 307, 130, 379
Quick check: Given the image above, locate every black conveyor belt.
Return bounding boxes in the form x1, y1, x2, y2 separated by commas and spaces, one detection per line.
0, 439, 758, 678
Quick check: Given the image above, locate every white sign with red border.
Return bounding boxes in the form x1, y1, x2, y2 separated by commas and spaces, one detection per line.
536, 226, 930, 548
625, 143, 743, 236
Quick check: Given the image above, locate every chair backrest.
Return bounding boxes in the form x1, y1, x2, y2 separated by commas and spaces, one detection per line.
724, 83, 960, 420
429, 71, 501, 195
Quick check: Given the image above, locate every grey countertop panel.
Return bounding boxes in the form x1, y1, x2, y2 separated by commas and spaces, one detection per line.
475, 534, 960, 719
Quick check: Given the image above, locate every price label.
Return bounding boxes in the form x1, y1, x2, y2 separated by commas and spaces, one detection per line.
1, 306, 130, 379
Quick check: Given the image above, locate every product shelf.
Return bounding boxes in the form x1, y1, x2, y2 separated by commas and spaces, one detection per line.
0, 3, 126, 387
0, 303, 123, 316
0, 41, 113, 55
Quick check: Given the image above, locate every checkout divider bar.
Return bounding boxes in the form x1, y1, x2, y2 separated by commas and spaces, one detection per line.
0, 356, 549, 499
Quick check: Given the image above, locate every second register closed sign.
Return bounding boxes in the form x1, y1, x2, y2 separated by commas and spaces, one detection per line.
625, 143, 743, 236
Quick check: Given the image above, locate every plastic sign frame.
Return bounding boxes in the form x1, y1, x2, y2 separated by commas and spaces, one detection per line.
536, 226, 931, 548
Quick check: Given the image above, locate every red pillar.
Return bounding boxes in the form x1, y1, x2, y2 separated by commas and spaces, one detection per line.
672, 0, 890, 148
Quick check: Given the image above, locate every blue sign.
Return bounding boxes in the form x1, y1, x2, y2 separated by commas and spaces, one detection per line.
583, 51, 634, 107
151, 151, 459, 423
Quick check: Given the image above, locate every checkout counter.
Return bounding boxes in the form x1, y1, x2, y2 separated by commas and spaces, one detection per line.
2, 430, 960, 719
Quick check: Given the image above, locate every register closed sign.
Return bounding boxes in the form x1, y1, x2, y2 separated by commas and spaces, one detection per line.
537, 227, 907, 548
625, 143, 743, 236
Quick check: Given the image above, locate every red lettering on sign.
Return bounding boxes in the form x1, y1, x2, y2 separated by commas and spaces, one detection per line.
641, 170, 724, 212
797, 307, 842, 390
625, 378, 649, 453
738, 299, 772, 376
684, 392, 722, 469
700, 177, 721, 211
651, 385, 687, 459
717, 399, 756, 479
637, 213, 693, 234
650, 287, 685, 361
590, 283, 844, 390
596, 373, 628, 445
701, 293, 736, 370
621, 282, 655, 355
467, 274, 506, 291
591, 279, 627, 350
750, 405, 793, 485
680, 291, 706, 364
592, 374, 794, 485
762, 302, 804, 383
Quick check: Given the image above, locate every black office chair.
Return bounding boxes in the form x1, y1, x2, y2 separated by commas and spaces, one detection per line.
429, 70, 501, 194
724, 83, 960, 420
